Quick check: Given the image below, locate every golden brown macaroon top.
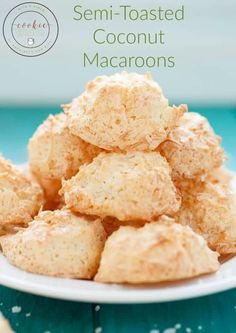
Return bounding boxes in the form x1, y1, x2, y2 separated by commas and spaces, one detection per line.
0, 155, 44, 232
65, 72, 186, 151
61, 151, 181, 221
95, 218, 219, 283
28, 113, 102, 201
0, 210, 106, 279
159, 112, 225, 180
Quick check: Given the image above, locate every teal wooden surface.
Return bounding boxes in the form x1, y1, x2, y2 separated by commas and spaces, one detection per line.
98, 290, 236, 333
0, 286, 93, 333
0, 105, 235, 333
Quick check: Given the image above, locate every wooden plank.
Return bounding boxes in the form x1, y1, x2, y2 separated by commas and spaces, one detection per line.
0, 286, 93, 333
97, 289, 236, 333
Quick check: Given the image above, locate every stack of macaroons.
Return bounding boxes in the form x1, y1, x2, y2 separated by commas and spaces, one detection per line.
0, 72, 234, 284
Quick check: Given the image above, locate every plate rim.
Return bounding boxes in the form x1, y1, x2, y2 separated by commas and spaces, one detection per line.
0, 254, 236, 304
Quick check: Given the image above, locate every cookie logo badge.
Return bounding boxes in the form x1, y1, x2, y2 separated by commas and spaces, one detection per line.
2, 2, 59, 57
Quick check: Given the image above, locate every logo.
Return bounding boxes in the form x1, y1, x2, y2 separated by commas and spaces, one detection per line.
2, 2, 59, 57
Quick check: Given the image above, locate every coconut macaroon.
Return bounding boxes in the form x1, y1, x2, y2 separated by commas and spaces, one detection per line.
61, 151, 181, 221
207, 166, 233, 187
65, 72, 186, 151
175, 179, 236, 254
95, 217, 219, 284
0, 210, 106, 279
28, 113, 102, 201
0, 314, 14, 333
0, 156, 44, 232
159, 112, 225, 180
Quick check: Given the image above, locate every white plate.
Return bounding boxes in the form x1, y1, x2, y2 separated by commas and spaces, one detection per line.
0, 254, 236, 304
0, 174, 235, 304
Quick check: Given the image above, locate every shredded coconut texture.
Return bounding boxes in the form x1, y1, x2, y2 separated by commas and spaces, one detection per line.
65, 72, 186, 151
0, 210, 106, 279
0, 156, 44, 232
95, 217, 219, 283
159, 112, 225, 180
29, 113, 102, 201
61, 151, 181, 221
